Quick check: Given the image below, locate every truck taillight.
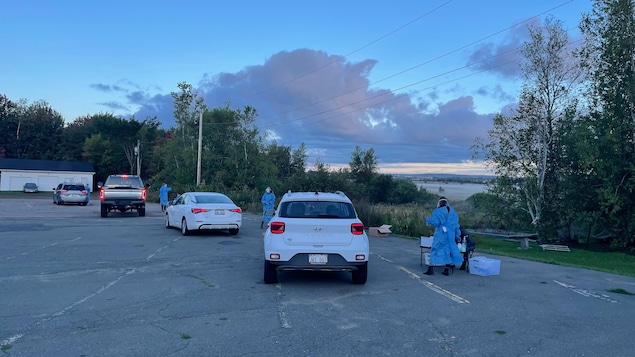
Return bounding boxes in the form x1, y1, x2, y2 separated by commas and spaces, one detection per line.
270, 222, 285, 234
99, 189, 105, 201
351, 223, 364, 235
141, 188, 146, 201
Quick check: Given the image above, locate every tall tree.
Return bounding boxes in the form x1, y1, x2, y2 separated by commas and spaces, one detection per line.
349, 146, 379, 185
475, 17, 581, 237
14, 100, 65, 160
0, 94, 19, 158
171, 81, 206, 142
579, 0, 635, 245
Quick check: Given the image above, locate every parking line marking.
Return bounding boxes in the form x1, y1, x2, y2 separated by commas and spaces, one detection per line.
554, 280, 617, 303
400, 266, 470, 304
275, 284, 291, 328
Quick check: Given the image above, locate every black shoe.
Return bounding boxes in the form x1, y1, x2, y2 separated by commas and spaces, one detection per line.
442, 268, 449, 276
423, 266, 434, 275
459, 263, 466, 271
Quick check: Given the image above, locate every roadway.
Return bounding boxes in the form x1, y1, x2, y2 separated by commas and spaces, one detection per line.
1, 198, 634, 356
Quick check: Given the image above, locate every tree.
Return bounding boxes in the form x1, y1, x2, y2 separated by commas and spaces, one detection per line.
349, 146, 379, 185
578, 0, 635, 245
0, 94, 18, 158
171, 81, 206, 142
13, 100, 65, 160
475, 17, 582, 237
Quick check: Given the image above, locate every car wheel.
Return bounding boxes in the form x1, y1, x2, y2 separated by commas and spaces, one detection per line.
100, 205, 108, 218
138, 207, 146, 217
165, 214, 171, 229
351, 262, 368, 285
181, 218, 191, 236
229, 228, 239, 235
264, 260, 278, 284
53, 197, 57, 205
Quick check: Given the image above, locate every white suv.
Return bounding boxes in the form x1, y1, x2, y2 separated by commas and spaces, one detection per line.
263, 191, 369, 284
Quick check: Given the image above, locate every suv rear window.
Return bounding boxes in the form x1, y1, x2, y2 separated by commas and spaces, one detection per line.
279, 201, 356, 219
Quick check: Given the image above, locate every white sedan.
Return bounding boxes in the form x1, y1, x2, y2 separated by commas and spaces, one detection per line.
165, 192, 242, 236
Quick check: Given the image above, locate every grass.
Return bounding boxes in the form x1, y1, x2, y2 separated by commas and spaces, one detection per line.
471, 234, 635, 277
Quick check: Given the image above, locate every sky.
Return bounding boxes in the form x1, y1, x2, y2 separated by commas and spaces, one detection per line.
1, 0, 593, 175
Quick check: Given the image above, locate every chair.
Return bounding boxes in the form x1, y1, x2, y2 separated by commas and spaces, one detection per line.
420, 236, 433, 266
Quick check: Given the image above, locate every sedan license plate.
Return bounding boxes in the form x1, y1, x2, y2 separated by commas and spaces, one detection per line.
309, 254, 328, 265
215, 209, 225, 215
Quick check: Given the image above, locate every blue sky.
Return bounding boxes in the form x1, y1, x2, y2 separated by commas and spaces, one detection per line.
1, 0, 592, 174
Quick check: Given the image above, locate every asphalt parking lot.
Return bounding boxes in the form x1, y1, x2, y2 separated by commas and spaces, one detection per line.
1, 197, 634, 356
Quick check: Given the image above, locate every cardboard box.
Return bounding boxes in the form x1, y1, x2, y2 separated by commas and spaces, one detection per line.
469, 257, 501, 276
368, 224, 392, 237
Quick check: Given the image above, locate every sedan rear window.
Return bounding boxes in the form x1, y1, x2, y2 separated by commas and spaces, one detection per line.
194, 195, 233, 204
279, 201, 356, 219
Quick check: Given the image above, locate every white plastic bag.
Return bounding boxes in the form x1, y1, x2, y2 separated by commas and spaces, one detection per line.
457, 242, 466, 253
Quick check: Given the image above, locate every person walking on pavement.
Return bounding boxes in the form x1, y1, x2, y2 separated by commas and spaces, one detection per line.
86, 183, 91, 205
160, 183, 172, 213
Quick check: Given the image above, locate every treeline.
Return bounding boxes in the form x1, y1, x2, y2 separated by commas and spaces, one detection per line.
0, 91, 437, 212
473, 2, 635, 247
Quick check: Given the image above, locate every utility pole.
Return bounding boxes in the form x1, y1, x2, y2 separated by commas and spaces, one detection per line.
136, 139, 141, 176
196, 111, 203, 186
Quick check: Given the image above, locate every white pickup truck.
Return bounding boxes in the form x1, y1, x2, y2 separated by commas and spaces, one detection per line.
98, 175, 146, 217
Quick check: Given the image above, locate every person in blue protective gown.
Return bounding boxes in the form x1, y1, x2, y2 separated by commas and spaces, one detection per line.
424, 196, 464, 276
261, 187, 276, 228
159, 183, 172, 213
261, 187, 275, 211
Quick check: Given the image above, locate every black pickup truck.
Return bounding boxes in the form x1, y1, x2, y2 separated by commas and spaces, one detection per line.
98, 175, 146, 217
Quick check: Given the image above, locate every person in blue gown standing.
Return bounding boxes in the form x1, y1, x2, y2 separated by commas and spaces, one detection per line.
159, 183, 172, 213
424, 196, 463, 276
261, 187, 275, 228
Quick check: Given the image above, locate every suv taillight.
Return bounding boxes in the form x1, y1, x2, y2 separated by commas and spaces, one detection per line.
99, 188, 105, 201
351, 223, 364, 235
270, 222, 285, 234
141, 188, 146, 201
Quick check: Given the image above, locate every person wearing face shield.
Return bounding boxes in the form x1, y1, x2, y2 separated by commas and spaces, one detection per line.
261, 187, 275, 228
423, 196, 464, 276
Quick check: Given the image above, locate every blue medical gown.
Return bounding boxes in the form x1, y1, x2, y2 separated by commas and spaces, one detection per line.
261, 192, 275, 211
159, 185, 172, 206
425, 206, 464, 267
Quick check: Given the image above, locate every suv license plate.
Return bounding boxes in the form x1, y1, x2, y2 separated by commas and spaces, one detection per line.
309, 254, 328, 265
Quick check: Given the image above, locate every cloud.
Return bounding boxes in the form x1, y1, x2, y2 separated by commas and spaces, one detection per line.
90, 83, 127, 92
467, 18, 540, 78
96, 101, 129, 111
128, 48, 501, 169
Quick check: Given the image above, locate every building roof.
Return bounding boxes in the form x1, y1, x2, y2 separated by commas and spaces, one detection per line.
0, 158, 95, 173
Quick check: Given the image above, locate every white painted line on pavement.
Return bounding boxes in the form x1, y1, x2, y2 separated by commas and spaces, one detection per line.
400, 266, 471, 304
276, 284, 291, 328
554, 280, 617, 303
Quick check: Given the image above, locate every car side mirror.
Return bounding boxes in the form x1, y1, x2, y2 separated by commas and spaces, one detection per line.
97, 182, 103, 188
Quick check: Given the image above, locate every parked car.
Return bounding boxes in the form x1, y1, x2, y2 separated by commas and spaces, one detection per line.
53, 183, 89, 206
165, 192, 242, 236
263, 191, 369, 285
23, 182, 38, 193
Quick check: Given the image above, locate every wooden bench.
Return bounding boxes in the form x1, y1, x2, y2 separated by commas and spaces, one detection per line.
540, 244, 571, 252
